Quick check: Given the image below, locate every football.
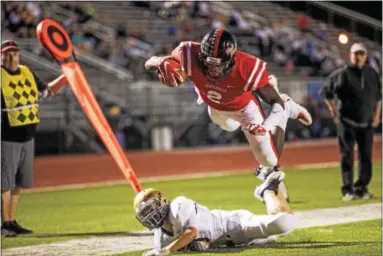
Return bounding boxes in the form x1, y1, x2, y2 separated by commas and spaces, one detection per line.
158, 58, 186, 87
163, 58, 186, 84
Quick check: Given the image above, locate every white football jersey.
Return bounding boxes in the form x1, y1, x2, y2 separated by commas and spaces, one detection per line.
153, 196, 229, 248
152, 196, 298, 250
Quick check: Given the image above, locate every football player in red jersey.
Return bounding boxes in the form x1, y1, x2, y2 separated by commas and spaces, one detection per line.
145, 29, 312, 201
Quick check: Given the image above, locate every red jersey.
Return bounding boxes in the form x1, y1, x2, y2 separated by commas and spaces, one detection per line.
172, 41, 269, 111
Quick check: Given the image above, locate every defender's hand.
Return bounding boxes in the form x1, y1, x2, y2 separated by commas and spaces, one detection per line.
142, 248, 170, 256
185, 239, 211, 252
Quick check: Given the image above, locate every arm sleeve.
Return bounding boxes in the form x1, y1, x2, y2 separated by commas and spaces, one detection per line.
153, 229, 163, 249
374, 69, 382, 102
171, 41, 193, 76
172, 197, 198, 230
31, 69, 48, 92
243, 58, 269, 92
171, 43, 183, 63
321, 69, 343, 100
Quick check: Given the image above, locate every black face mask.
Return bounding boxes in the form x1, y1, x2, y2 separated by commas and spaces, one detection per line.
198, 54, 235, 79
135, 198, 170, 230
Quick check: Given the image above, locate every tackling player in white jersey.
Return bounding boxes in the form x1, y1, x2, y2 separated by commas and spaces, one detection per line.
134, 171, 297, 256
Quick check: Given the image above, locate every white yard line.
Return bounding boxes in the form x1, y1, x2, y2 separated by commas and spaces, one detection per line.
2, 203, 381, 256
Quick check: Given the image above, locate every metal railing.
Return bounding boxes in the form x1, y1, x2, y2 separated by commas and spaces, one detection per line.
306, 2, 382, 43
309, 2, 381, 29
16, 38, 134, 81
50, 4, 115, 41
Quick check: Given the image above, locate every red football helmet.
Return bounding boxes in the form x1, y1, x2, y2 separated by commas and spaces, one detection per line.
198, 29, 237, 79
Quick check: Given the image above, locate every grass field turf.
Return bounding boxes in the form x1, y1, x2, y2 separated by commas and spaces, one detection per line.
117, 219, 382, 256
2, 164, 381, 252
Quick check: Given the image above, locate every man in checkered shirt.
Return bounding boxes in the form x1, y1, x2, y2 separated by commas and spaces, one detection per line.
1, 40, 67, 237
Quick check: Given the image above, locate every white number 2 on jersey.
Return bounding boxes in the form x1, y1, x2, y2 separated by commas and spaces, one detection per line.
207, 90, 222, 104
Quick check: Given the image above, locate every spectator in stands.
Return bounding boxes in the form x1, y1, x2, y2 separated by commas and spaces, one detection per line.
321, 56, 336, 76
106, 105, 126, 150
108, 40, 129, 67
19, 10, 36, 38
176, 2, 190, 23
315, 22, 328, 41
128, 27, 148, 43
62, 15, 78, 30
273, 45, 289, 67
71, 25, 86, 49
62, 3, 93, 24
256, 22, 275, 57
26, 2, 41, 19
116, 23, 128, 40
95, 40, 112, 59
210, 14, 227, 30
311, 45, 328, 76
7, 4, 23, 33
369, 49, 382, 75
296, 12, 311, 33
82, 24, 99, 49
191, 1, 210, 19
230, 10, 252, 35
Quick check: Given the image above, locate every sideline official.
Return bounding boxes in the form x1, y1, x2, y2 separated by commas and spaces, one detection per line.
321, 43, 382, 201
1, 40, 67, 237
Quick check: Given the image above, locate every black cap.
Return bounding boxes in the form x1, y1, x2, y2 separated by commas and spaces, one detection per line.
1, 40, 20, 53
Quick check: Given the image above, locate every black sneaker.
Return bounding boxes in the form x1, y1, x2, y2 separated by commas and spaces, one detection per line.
254, 171, 285, 201
354, 187, 373, 200
10, 220, 33, 235
1, 222, 18, 237
355, 191, 374, 200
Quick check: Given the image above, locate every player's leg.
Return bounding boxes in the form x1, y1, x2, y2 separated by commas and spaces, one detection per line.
268, 75, 312, 126
255, 165, 289, 201
254, 171, 292, 214
242, 171, 298, 245
238, 98, 282, 165
236, 98, 289, 199
208, 106, 241, 132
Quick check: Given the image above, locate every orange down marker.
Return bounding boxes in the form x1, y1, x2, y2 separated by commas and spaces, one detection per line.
36, 19, 142, 193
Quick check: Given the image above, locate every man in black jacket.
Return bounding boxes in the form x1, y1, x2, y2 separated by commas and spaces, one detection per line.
321, 43, 381, 201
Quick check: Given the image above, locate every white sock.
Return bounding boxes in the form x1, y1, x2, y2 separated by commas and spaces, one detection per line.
264, 190, 278, 215
278, 182, 289, 199
283, 98, 301, 120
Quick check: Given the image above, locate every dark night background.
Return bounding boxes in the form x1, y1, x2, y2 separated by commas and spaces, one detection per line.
331, 1, 382, 21
276, 1, 382, 43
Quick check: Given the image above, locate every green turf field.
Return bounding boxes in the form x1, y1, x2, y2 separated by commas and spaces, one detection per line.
2, 163, 382, 253
119, 219, 382, 256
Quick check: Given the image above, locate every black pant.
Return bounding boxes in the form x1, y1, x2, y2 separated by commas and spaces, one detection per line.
337, 121, 373, 195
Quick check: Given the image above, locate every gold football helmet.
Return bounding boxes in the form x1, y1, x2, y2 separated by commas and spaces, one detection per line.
133, 188, 170, 230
